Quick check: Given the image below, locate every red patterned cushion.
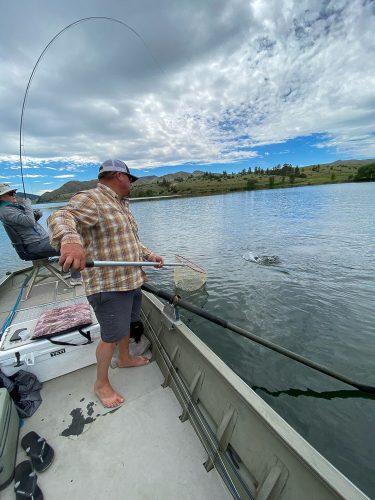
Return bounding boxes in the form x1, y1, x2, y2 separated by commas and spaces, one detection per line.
32, 303, 92, 339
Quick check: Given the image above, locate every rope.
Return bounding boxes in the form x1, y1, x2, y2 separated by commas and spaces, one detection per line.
1, 274, 30, 336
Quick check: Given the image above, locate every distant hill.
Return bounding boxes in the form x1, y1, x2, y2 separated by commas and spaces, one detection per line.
37, 180, 98, 203
318, 159, 375, 168
35, 160, 374, 203
15, 192, 39, 202
36, 171, 206, 203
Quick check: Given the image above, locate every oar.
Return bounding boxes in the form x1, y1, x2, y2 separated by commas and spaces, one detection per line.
142, 283, 375, 396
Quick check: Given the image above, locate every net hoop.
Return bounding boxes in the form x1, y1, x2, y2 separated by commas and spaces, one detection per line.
173, 255, 207, 292
175, 255, 206, 274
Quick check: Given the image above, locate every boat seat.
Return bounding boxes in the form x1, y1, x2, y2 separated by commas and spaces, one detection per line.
2, 223, 71, 299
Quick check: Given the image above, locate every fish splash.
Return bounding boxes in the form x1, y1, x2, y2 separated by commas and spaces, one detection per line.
242, 252, 281, 265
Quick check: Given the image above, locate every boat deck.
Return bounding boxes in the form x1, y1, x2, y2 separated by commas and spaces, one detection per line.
1, 267, 230, 499
2, 362, 230, 499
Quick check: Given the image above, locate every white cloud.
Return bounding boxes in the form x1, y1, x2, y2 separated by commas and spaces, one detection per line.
16, 174, 45, 178
0, 0, 373, 174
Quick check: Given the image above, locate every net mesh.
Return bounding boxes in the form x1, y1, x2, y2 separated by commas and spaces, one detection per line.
173, 255, 207, 291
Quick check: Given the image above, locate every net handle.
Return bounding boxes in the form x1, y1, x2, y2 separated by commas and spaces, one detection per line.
49, 256, 202, 269
85, 261, 186, 268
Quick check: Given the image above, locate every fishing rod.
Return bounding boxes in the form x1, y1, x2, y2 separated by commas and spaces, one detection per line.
142, 283, 375, 396
19, 16, 163, 198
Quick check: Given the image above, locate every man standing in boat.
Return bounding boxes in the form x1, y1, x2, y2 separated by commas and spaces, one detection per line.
48, 160, 164, 408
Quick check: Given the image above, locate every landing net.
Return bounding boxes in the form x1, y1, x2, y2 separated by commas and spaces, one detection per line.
173, 255, 207, 292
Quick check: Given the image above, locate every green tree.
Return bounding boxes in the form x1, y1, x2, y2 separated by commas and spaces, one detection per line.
246, 179, 257, 190
268, 176, 275, 188
354, 163, 375, 181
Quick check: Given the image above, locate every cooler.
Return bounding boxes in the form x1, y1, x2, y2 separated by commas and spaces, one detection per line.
0, 317, 101, 382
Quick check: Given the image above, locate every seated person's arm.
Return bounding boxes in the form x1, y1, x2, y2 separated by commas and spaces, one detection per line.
2, 199, 36, 227
33, 209, 43, 222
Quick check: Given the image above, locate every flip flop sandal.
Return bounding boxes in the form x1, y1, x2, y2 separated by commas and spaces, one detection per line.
21, 431, 55, 473
14, 460, 43, 500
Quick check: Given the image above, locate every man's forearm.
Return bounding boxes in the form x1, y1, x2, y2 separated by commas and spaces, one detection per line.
48, 210, 82, 250
140, 243, 158, 261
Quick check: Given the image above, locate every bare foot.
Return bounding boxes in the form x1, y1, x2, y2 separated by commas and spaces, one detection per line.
95, 382, 125, 408
118, 356, 150, 368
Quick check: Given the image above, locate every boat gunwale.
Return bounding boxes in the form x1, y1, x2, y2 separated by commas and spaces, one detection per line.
143, 290, 369, 499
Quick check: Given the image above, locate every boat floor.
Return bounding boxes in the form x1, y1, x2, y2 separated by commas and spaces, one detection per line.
1, 268, 230, 499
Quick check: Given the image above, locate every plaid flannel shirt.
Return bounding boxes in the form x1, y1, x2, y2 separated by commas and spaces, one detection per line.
48, 183, 157, 296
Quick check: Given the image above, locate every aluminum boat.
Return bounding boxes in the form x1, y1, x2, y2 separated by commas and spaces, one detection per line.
0, 264, 369, 499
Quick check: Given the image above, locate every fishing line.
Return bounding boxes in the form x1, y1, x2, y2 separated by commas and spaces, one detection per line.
19, 16, 165, 197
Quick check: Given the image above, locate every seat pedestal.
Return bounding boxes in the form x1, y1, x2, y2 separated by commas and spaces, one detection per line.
25, 259, 71, 299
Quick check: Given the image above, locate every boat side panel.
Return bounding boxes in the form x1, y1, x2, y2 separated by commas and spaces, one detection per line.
142, 292, 368, 500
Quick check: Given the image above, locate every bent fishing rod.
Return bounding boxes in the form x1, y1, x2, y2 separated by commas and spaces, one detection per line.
141, 283, 375, 396
19, 16, 164, 199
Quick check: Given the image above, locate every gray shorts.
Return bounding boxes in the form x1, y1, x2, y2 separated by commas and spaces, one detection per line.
87, 288, 142, 343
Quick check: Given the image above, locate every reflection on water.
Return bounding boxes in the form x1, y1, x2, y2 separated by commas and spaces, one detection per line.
1, 183, 375, 496
253, 386, 375, 401
176, 287, 209, 328
175, 284, 209, 307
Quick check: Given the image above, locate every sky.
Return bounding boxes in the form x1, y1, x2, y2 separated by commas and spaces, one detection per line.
0, 0, 374, 195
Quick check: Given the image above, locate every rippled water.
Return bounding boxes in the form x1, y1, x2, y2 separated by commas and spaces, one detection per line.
1, 183, 374, 496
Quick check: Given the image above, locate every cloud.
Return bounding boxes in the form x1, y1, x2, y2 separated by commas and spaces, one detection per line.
16, 174, 45, 178
0, 0, 373, 179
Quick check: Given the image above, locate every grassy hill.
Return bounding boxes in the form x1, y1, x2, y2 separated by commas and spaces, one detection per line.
36, 159, 375, 203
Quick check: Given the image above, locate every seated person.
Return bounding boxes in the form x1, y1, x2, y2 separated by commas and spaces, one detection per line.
0, 183, 82, 285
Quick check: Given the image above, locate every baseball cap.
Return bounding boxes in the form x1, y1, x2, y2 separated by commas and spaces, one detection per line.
0, 183, 17, 196
98, 159, 139, 183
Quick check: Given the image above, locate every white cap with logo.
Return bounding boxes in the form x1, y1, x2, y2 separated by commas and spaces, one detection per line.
98, 160, 139, 183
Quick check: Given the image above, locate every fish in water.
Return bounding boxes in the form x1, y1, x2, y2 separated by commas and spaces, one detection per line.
243, 252, 281, 265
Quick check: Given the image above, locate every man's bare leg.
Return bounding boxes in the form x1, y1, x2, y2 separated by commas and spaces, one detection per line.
117, 334, 150, 367
95, 340, 125, 407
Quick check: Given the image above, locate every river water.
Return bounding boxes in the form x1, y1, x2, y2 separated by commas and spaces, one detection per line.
1, 182, 374, 497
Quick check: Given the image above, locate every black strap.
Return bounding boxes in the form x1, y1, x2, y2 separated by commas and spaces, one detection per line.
46, 328, 92, 347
